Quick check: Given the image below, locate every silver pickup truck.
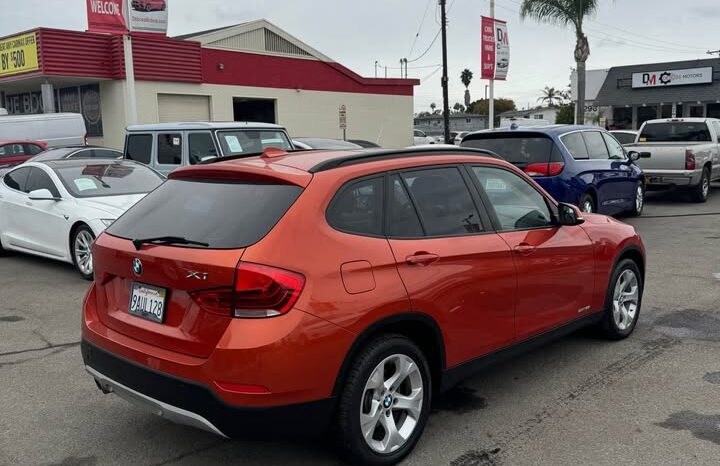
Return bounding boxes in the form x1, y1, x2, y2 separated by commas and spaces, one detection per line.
626, 118, 720, 202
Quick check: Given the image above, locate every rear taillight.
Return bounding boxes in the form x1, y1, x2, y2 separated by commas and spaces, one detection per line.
685, 150, 696, 170
190, 262, 305, 319
524, 162, 564, 177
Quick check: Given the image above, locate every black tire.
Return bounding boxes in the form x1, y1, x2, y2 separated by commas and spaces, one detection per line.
335, 334, 432, 466
596, 259, 643, 340
628, 182, 644, 217
71, 225, 95, 281
145, 4, 152, 11
690, 167, 711, 203
579, 192, 595, 214
0, 237, 9, 257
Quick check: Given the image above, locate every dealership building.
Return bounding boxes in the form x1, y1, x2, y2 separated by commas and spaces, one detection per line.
0, 20, 418, 148
572, 58, 720, 129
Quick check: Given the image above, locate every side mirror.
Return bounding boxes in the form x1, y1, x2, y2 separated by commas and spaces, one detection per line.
28, 189, 60, 201
558, 202, 585, 226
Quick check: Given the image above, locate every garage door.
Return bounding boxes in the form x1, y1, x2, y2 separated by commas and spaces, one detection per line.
157, 94, 211, 122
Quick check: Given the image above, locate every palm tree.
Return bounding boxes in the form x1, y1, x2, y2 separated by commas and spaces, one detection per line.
520, 0, 597, 124
538, 86, 563, 107
460, 69, 474, 107
430, 102, 437, 114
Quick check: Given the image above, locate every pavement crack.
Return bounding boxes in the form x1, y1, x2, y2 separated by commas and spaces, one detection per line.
32, 329, 54, 348
148, 439, 226, 466
0, 341, 80, 358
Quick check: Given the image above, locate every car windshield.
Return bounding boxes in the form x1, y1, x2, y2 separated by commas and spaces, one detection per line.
53, 162, 164, 198
216, 130, 293, 156
461, 133, 555, 166
640, 123, 711, 142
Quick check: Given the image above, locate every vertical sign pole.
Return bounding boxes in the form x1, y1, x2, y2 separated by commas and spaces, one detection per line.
123, 1, 137, 125
489, 0, 495, 130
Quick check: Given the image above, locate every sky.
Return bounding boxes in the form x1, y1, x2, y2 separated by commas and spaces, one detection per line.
3, 0, 719, 113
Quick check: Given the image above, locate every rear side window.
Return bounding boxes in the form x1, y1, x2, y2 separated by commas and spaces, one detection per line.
157, 133, 182, 165
387, 175, 423, 237
108, 180, 302, 249
461, 133, 554, 168
561, 132, 589, 160
25, 144, 44, 155
126, 134, 152, 164
582, 132, 610, 160
327, 177, 384, 236
402, 167, 483, 236
639, 122, 711, 142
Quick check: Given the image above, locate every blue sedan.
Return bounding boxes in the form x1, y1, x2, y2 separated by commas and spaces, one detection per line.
461, 125, 649, 216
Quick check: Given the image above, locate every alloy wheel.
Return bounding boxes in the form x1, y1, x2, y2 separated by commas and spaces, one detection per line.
581, 199, 593, 214
702, 175, 710, 199
74, 230, 94, 276
612, 269, 639, 331
635, 185, 644, 213
360, 354, 424, 454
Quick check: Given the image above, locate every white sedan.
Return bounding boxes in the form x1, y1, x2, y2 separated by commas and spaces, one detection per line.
0, 160, 164, 279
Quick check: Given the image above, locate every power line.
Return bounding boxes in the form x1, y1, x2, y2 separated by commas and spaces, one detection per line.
409, 0, 434, 58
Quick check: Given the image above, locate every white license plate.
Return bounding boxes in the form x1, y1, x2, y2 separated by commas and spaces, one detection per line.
129, 282, 167, 323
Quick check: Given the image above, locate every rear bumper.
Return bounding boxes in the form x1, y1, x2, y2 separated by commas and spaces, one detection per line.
82, 340, 335, 438
644, 169, 702, 187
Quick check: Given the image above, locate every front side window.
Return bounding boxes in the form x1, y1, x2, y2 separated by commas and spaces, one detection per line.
24, 144, 45, 155
561, 132, 589, 160
327, 177, 384, 236
602, 133, 626, 160
583, 131, 610, 160
25, 168, 61, 197
157, 133, 182, 165
402, 167, 483, 236
387, 175, 423, 237
217, 130, 293, 156
188, 132, 218, 164
3, 167, 31, 191
471, 166, 553, 231
125, 134, 153, 164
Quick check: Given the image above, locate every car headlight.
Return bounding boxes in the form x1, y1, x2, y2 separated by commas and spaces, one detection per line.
100, 219, 116, 227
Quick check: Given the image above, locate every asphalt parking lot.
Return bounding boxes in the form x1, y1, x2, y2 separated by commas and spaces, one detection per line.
1, 187, 719, 466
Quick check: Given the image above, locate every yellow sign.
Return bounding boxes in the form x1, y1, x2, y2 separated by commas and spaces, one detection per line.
0, 32, 39, 77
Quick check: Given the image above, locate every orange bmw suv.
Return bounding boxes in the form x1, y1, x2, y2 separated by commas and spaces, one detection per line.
82, 147, 645, 465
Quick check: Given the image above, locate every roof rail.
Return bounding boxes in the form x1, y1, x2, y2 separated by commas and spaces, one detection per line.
308, 147, 501, 173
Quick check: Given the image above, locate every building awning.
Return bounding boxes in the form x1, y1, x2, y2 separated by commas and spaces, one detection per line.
595, 58, 720, 106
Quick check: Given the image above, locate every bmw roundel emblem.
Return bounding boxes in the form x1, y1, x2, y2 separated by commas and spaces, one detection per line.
132, 258, 143, 276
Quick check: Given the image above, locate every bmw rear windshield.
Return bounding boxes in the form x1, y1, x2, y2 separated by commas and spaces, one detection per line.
461, 132, 560, 166
107, 180, 302, 249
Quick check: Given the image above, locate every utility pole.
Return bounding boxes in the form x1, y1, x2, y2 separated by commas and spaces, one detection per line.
707, 50, 720, 57
488, 0, 495, 129
440, 0, 451, 144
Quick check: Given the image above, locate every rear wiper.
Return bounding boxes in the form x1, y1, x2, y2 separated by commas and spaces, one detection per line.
132, 236, 209, 250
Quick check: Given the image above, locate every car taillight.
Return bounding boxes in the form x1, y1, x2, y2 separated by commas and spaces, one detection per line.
84, 133, 89, 145
685, 150, 696, 170
524, 162, 564, 177
190, 262, 305, 318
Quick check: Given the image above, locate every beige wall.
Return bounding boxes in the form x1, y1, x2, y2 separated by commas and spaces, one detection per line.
101, 80, 414, 149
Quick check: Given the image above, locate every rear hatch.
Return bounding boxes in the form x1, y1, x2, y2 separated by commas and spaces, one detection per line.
461, 132, 564, 177
92, 167, 307, 358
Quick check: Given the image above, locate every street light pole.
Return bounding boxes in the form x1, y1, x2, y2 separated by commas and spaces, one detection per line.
488, 0, 495, 129
440, 0, 451, 144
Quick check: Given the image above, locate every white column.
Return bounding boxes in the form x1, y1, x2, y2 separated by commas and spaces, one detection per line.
41, 81, 55, 113
123, 34, 137, 125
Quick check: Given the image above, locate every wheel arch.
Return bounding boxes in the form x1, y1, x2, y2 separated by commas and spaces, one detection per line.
68, 221, 92, 259
613, 245, 645, 280
332, 312, 446, 398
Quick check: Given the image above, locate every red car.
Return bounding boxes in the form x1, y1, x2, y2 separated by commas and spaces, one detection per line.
131, 0, 166, 12
0, 140, 47, 169
82, 147, 645, 465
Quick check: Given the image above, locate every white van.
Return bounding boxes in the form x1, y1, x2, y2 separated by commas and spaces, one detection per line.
0, 113, 87, 147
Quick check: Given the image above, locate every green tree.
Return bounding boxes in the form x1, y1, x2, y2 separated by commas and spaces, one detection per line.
453, 102, 466, 113
468, 98, 516, 116
555, 102, 575, 124
538, 86, 563, 107
520, 0, 598, 124
461, 69, 474, 107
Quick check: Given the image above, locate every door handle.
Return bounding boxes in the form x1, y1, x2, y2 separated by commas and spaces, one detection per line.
405, 252, 439, 266
513, 243, 536, 256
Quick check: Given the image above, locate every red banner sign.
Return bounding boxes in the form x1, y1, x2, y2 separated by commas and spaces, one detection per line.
87, 0, 127, 34
481, 16, 495, 80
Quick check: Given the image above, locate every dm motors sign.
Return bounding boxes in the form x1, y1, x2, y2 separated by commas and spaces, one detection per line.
632, 67, 713, 88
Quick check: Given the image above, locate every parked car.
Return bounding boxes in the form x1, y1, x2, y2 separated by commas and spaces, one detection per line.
293, 138, 363, 150
0, 160, 164, 279
82, 146, 645, 466
462, 126, 650, 216
0, 113, 87, 147
349, 139, 381, 148
124, 122, 294, 176
131, 0, 166, 11
610, 130, 638, 146
624, 118, 720, 202
413, 129, 435, 145
454, 131, 470, 145
0, 140, 47, 170
29, 146, 122, 163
